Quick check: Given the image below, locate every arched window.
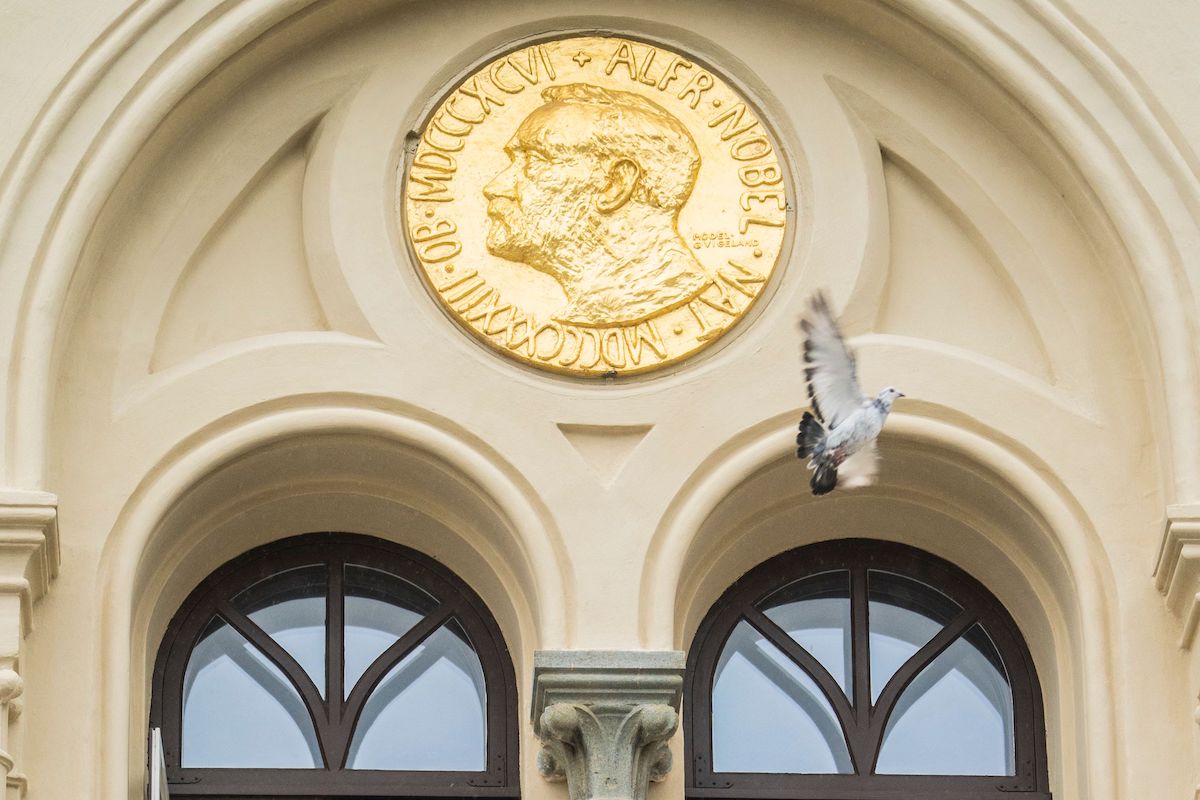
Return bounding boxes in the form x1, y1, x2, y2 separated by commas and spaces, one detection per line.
150, 533, 519, 798
685, 539, 1050, 799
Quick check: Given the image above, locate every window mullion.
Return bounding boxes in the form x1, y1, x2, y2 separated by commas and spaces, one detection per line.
850, 565, 871, 719
328, 602, 457, 768
327, 558, 344, 727
848, 565, 873, 772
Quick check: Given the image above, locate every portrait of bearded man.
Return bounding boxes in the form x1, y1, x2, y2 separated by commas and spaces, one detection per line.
482, 83, 710, 327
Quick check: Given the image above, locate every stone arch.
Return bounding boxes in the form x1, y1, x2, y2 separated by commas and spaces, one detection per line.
93, 398, 569, 798
0, 0, 1194, 499
642, 410, 1120, 799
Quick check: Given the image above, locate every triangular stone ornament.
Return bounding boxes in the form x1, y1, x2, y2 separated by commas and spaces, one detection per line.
556, 424, 652, 487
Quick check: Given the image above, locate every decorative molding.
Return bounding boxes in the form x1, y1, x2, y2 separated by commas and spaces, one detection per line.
1153, 504, 1200, 647
555, 424, 653, 488
0, 492, 60, 638
531, 651, 685, 800
0, 492, 58, 797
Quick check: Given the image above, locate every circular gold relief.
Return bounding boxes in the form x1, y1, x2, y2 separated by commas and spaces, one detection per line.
403, 36, 789, 376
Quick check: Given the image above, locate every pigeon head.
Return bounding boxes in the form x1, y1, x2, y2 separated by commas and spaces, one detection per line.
875, 386, 905, 411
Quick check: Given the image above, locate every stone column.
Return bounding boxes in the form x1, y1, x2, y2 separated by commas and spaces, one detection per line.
531, 651, 686, 800
0, 492, 59, 798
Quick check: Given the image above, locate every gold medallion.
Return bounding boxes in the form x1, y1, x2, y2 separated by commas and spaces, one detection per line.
403, 36, 789, 376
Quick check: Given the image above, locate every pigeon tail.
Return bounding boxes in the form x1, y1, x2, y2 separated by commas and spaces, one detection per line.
798, 412, 838, 495
811, 462, 838, 495
796, 412, 826, 462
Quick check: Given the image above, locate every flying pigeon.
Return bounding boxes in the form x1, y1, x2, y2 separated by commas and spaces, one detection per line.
796, 292, 904, 495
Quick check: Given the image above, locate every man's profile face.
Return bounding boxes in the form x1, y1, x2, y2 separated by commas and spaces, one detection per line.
482, 104, 606, 272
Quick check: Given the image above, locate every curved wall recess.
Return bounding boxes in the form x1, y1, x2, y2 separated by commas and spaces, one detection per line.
827, 79, 1061, 382
644, 411, 1129, 800
101, 399, 570, 799
879, 152, 1053, 380
150, 124, 330, 373
0, 2, 1195, 800
829, 79, 1064, 388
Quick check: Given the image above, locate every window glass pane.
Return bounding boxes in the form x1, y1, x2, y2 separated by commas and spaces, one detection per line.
232, 564, 326, 697
868, 570, 961, 703
760, 570, 851, 697
347, 621, 487, 771
344, 564, 439, 699
182, 617, 321, 767
876, 624, 1014, 775
712, 620, 852, 774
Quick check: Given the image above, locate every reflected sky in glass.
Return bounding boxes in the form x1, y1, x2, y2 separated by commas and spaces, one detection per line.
182, 619, 322, 767
347, 623, 487, 770
761, 571, 852, 697
712, 621, 852, 774
234, 565, 326, 697
343, 564, 435, 699
868, 571, 961, 703
876, 624, 1014, 775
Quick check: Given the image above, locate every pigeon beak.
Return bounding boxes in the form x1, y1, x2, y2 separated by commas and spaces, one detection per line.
897, 392, 906, 398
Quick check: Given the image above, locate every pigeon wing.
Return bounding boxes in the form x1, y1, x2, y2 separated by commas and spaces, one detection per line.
839, 440, 879, 490
800, 292, 866, 428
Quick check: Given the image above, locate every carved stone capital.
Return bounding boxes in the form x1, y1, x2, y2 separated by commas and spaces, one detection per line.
1154, 505, 1200, 647
531, 651, 685, 800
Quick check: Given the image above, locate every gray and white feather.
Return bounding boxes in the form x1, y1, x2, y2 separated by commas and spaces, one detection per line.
796, 292, 903, 495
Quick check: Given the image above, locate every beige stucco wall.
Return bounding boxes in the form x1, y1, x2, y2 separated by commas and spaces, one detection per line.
2, 1, 1200, 798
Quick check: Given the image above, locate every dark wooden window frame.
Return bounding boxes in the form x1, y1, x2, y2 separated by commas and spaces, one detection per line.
150, 532, 520, 799
685, 539, 1051, 800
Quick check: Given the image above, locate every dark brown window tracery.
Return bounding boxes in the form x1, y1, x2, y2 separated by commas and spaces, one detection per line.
150, 533, 519, 798
685, 539, 1051, 800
